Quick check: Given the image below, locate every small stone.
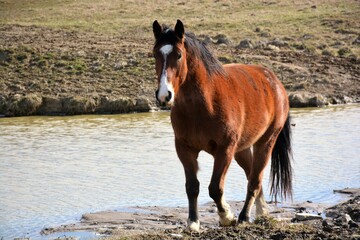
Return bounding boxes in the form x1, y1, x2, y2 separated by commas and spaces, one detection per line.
76, 50, 86, 57
295, 212, 323, 221
236, 39, 254, 49
104, 51, 111, 58
214, 34, 231, 45
264, 44, 280, 51
169, 233, 183, 238
353, 35, 360, 45
268, 38, 288, 47
349, 220, 359, 228
342, 214, 352, 223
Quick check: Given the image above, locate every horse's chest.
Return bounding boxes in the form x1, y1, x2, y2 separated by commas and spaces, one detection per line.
171, 108, 226, 150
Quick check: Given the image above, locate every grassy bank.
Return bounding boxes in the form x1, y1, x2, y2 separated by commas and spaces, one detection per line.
0, 0, 359, 116
1, 0, 359, 56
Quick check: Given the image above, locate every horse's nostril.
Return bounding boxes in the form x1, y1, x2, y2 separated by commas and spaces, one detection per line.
165, 91, 172, 102
155, 90, 159, 101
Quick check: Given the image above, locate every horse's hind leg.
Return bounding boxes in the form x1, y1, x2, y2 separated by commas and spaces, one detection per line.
175, 139, 201, 231
209, 146, 237, 226
235, 148, 268, 219
238, 130, 279, 223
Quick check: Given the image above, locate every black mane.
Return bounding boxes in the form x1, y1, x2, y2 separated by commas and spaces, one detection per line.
154, 26, 226, 77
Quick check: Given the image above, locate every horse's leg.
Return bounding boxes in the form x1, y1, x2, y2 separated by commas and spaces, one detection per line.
209, 146, 237, 226
235, 148, 269, 218
238, 130, 279, 223
255, 187, 269, 216
175, 139, 201, 231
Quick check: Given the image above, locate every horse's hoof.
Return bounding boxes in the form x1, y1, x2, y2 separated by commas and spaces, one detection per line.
219, 212, 237, 227
237, 215, 250, 224
187, 219, 200, 232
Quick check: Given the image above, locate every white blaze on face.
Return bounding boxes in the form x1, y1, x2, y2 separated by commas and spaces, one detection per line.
157, 44, 175, 104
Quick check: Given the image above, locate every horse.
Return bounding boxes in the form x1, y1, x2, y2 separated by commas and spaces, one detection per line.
152, 19, 293, 232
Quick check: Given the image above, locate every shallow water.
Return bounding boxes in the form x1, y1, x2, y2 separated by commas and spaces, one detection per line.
0, 105, 359, 239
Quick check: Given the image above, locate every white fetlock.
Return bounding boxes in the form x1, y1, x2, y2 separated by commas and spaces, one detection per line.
187, 219, 200, 232
219, 210, 236, 226
256, 206, 269, 217
255, 194, 269, 217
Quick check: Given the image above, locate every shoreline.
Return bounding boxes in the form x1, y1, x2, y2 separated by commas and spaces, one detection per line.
0, 96, 358, 118
40, 188, 360, 239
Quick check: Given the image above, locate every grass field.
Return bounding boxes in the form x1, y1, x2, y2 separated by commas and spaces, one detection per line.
0, 0, 359, 116
1, 0, 359, 55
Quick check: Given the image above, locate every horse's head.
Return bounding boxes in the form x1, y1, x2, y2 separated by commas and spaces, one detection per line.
152, 20, 188, 106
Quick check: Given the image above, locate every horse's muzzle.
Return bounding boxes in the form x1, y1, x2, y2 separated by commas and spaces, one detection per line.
155, 89, 172, 106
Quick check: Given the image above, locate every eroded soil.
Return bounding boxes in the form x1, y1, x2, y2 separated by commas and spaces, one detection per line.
0, 24, 359, 116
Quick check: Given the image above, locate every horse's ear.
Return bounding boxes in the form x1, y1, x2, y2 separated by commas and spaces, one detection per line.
153, 20, 162, 39
174, 19, 184, 40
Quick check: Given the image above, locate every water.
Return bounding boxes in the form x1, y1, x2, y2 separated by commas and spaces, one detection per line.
0, 105, 359, 239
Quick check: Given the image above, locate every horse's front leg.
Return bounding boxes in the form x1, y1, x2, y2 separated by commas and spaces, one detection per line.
209, 146, 237, 226
175, 139, 201, 231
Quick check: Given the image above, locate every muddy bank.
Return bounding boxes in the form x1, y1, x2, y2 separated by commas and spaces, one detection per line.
1, 24, 359, 116
41, 188, 360, 239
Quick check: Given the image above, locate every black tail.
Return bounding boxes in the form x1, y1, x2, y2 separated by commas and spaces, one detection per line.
270, 115, 293, 202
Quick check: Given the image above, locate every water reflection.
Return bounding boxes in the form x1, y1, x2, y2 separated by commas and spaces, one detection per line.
0, 105, 359, 239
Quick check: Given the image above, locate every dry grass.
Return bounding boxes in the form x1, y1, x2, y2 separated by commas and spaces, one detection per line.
1, 0, 359, 42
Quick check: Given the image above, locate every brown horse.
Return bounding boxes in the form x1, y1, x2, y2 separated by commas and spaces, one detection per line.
152, 20, 293, 231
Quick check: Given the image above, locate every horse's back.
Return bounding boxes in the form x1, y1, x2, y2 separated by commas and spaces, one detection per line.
223, 63, 288, 115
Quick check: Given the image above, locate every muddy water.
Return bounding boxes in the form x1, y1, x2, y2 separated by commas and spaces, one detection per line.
0, 105, 359, 239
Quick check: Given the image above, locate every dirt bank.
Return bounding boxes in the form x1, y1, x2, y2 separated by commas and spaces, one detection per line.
0, 24, 359, 117
41, 188, 360, 239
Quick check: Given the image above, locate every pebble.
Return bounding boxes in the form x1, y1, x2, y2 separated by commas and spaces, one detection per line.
295, 212, 323, 221
170, 233, 183, 238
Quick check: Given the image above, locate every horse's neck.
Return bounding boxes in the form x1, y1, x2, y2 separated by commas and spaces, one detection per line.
177, 61, 215, 111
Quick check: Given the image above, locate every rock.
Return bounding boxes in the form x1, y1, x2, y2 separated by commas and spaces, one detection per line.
264, 44, 280, 51
333, 188, 360, 195
169, 233, 183, 238
0, 49, 13, 63
268, 38, 288, 48
302, 34, 314, 40
135, 97, 154, 112
62, 96, 97, 115
338, 47, 352, 56
295, 213, 323, 221
236, 39, 254, 49
214, 34, 231, 45
342, 214, 353, 224
97, 96, 136, 114
349, 209, 360, 222
104, 51, 111, 59
218, 56, 233, 64
349, 220, 359, 229
38, 96, 63, 114
6, 94, 42, 116
76, 50, 86, 57
0, 94, 7, 113
322, 49, 334, 56
288, 92, 329, 107
259, 31, 271, 37
322, 220, 334, 232
353, 35, 360, 45
200, 35, 212, 45
254, 40, 268, 49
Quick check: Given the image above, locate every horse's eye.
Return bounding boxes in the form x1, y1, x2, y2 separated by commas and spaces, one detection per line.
177, 52, 182, 60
